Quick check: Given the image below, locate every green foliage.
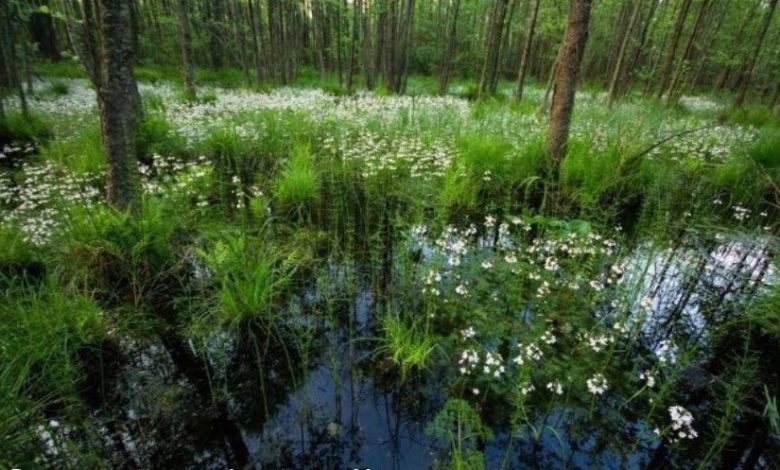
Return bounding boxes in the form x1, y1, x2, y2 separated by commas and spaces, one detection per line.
46, 80, 70, 96
56, 198, 182, 307
40, 123, 105, 174
0, 223, 45, 289
0, 111, 52, 143
378, 315, 437, 380
427, 399, 492, 470
137, 113, 188, 159
199, 233, 290, 328
275, 143, 320, 212
0, 283, 104, 464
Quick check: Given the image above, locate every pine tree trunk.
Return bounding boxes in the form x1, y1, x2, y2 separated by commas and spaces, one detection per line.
546, 0, 591, 176
515, 0, 540, 100
733, 0, 778, 107
177, 0, 195, 97
97, 0, 141, 211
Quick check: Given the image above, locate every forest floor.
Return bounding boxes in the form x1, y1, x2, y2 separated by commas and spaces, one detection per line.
1, 72, 779, 468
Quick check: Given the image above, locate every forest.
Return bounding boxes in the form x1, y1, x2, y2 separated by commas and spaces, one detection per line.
0, 0, 779, 468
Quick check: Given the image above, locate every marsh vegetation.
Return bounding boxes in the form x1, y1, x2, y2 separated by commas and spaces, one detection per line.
1, 0, 779, 469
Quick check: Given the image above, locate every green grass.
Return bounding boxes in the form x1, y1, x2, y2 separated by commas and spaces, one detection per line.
0, 111, 52, 143
275, 143, 320, 212
39, 123, 105, 174
378, 315, 437, 380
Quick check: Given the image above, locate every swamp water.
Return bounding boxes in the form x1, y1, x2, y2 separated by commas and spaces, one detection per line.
35, 224, 773, 470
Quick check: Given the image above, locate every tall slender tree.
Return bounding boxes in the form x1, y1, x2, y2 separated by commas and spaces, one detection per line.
547, 0, 591, 178
515, 0, 540, 100
437, 0, 461, 96
177, 0, 195, 97
607, 0, 643, 106
733, 0, 778, 107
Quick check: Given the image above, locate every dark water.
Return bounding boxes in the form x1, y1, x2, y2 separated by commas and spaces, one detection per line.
25, 226, 774, 468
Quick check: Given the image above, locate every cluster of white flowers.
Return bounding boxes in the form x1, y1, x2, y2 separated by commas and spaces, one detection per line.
586, 373, 609, 395
512, 342, 544, 365
668, 405, 698, 440
1, 162, 100, 245
483, 351, 506, 378
458, 348, 480, 375
654, 340, 678, 365
587, 333, 615, 353
546, 381, 564, 396
639, 370, 656, 388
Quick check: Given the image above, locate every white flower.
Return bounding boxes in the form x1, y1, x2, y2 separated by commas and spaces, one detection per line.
639, 370, 656, 388
460, 326, 476, 340
655, 340, 678, 365
668, 405, 697, 440
455, 284, 469, 296
546, 381, 563, 395
586, 373, 609, 395
481, 260, 493, 270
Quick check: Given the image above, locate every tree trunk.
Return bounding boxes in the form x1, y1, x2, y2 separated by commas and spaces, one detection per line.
396, 0, 415, 93
248, 0, 263, 82
177, 0, 195, 97
546, 0, 591, 177
3, 1, 28, 116
208, 0, 225, 69
347, 0, 360, 89
363, 0, 375, 89
478, 0, 509, 98
97, 0, 141, 211
607, 0, 643, 106
733, 0, 778, 107
437, 0, 461, 96
655, 0, 693, 98
665, 0, 712, 105
515, 0, 540, 100
29, 0, 60, 60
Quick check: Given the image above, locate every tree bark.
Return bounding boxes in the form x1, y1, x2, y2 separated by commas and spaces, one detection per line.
665, 0, 712, 105
546, 0, 591, 177
515, 0, 540, 100
733, 0, 778, 107
347, 0, 360, 89
478, 0, 509, 98
177, 0, 195, 97
97, 0, 141, 210
437, 0, 461, 96
248, 0, 263, 83
607, 0, 643, 106
655, 0, 693, 98
363, 0, 375, 89
30, 0, 60, 60
208, 0, 225, 69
